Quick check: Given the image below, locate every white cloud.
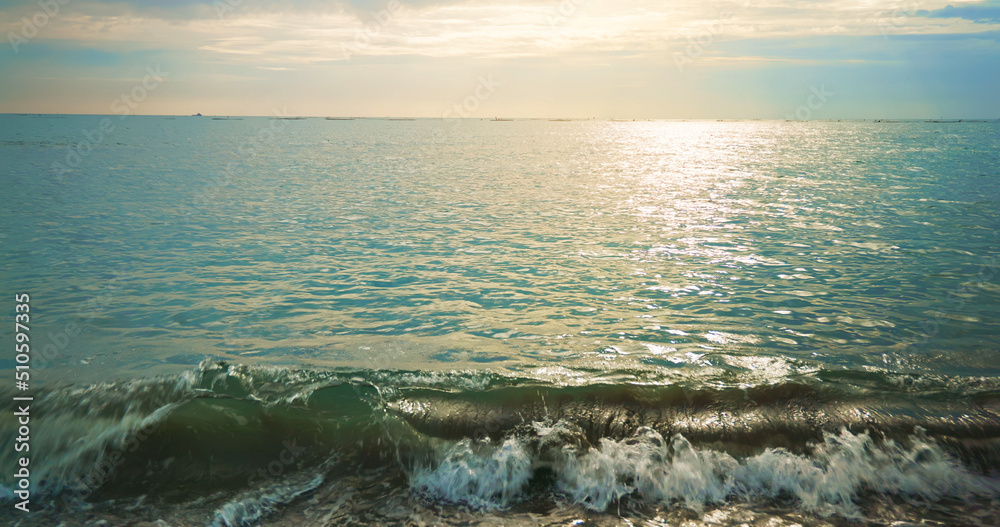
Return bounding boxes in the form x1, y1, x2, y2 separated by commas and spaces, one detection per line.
2, 0, 998, 117
5, 0, 997, 65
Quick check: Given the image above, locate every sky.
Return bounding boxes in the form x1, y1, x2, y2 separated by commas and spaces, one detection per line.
0, 0, 998, 118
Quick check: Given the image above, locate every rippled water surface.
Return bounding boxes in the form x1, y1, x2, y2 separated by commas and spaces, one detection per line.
2, 116, 1000, 526
3, 117, 998, 382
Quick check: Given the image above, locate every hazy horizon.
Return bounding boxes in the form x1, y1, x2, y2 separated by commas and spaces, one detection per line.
4, 113, 1000, 120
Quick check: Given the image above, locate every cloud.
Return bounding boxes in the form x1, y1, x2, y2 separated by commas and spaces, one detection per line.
918, 1, 1000, 23
0, 0, 489, 21
1, 0, 999, 117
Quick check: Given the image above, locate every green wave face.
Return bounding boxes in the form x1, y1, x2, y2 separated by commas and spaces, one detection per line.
2, 360, 999, 526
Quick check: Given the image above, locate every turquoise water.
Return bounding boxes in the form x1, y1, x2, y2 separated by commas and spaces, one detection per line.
1, 116, 999, 525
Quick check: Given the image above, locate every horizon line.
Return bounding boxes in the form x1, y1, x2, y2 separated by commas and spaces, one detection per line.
2, 113, 999, 122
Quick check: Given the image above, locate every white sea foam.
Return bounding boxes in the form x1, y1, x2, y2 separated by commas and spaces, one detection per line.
211, 472, 325, 527
410, 437, 533, 509
410, 423, 1000, 518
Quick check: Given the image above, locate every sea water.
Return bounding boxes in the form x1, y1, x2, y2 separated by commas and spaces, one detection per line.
1, 116, 998, 525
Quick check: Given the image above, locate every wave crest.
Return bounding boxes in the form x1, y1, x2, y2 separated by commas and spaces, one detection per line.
411, 422, 1000, 517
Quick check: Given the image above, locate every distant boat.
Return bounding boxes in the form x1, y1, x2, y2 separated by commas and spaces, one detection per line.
325, 117, 354, 120
272, 116, 307, 120
492, 117, 512, 121
193, 113, 202, 117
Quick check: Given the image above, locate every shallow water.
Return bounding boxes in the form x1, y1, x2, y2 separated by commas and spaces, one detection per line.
1, 116, 999, 525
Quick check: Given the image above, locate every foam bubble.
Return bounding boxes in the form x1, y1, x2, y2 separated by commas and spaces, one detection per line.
410, 437, 532, 509
408, 423, 1000, 518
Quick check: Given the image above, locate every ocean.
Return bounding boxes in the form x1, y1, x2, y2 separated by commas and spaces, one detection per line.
1, 115, 999, 526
